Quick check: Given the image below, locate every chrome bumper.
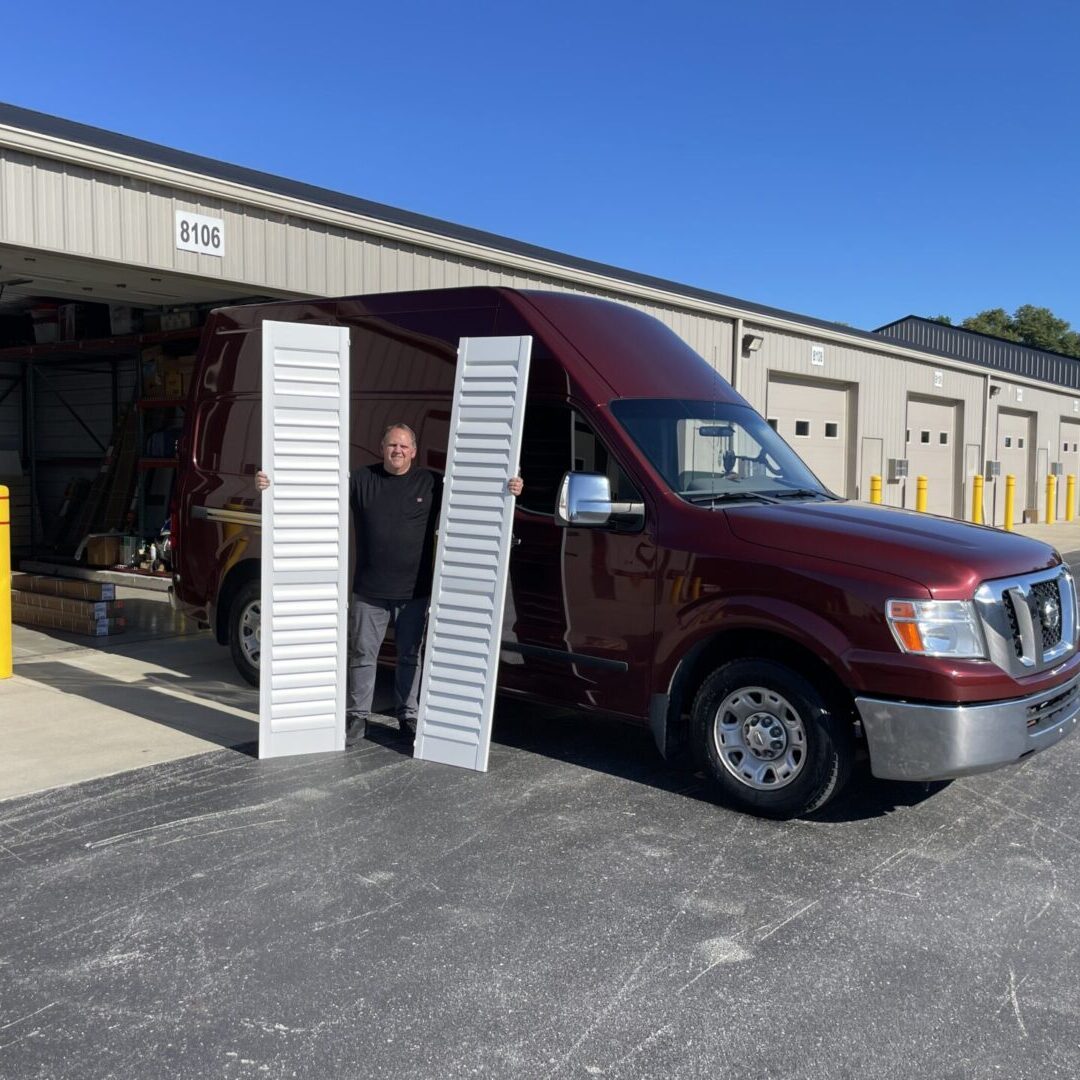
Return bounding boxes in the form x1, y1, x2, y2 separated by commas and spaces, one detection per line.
856, 673, 1080, 781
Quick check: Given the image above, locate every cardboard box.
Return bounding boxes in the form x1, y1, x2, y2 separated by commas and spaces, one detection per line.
9, 590, 124, 619
160, 309, 197, 332
164, 370, 185, 398
86, 535, 122, 568
109, 305, 140, 336
58, 302, 110, 341
12, 600, 125, 637
11, 574, 117, 601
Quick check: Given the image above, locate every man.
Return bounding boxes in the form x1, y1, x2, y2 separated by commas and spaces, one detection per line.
258, 423, 522, 747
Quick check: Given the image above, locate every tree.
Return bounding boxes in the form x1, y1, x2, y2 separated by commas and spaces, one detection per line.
928, 314, 953, 325
953, 305, 1080, 358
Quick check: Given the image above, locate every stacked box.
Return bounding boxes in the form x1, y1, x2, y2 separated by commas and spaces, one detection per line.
11, 574, 117, 601
12, 590, 124, 619
11, 600, 125, 637
11, 573, 126, 636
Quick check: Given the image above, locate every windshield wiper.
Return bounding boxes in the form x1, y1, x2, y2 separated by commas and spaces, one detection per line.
770, 488, 837, 501
683, 490, 780, 505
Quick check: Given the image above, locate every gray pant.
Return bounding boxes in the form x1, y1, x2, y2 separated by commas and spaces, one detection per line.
347, 594, 428, 723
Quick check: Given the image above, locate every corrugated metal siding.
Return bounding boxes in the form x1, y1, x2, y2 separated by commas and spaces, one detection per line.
0, 146, 734, 381
878, 317, 1080, 390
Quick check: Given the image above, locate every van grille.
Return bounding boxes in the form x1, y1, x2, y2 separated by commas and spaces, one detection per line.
975, 568, 1076, 676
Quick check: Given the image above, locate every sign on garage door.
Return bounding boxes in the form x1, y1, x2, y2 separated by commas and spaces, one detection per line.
766, 377, 850, 497
904, 396, 959, 517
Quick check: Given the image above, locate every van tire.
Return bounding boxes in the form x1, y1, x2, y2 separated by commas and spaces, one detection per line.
228, 580, 261, 688
691, 659, 852, 818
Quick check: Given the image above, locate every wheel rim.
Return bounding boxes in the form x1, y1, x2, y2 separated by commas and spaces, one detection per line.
712, 685, 807, 790
239, 600, 261, 668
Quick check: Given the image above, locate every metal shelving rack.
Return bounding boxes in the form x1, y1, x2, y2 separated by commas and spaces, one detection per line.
0, 327, 200, 554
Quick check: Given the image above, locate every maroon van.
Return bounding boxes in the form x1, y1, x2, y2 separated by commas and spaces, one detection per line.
171, 287, 1080, 816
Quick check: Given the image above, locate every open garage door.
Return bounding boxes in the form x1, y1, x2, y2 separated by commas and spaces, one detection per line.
904, 396, 960, 517
766, 376, 852, 497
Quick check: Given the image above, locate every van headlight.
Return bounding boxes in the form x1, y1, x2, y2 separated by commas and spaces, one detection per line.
886, 599, 987, 658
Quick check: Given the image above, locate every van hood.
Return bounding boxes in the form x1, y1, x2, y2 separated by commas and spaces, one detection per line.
724, 500, 1059, 594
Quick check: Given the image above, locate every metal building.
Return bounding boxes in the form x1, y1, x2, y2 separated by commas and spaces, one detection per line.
2, 100, 1080, 551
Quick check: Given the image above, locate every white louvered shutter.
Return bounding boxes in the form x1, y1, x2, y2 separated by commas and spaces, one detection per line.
259, 320, 351, 759
414, 336, 532, 772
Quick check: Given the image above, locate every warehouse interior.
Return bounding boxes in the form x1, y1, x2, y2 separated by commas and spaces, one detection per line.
0, 247, 276, 585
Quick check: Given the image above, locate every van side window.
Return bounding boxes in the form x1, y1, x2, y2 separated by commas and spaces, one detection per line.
518, 403, 640, 516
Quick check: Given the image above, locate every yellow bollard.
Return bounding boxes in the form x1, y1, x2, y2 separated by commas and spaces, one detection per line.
916, 475, 928, 513
971, 474, 984, 524
869, 475, 882, 504
1046, 474, 1057, 526
1004, 475, 1015, 532
1068, 475, 1076, 523
0, 485, 10, 679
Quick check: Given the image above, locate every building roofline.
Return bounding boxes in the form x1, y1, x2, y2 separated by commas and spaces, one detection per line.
0, 100, 878, 339
876, 314, 1080, 367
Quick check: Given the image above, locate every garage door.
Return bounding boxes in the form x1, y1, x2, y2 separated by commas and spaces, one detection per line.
766, 377, 850, 496
997, 409, 1035, 525
904, 397, 959, 517
1059, 418, 1080, 519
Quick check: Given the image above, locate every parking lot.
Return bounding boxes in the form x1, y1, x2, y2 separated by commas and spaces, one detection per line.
2, 524, 1079, 1079
3, 692, 1080, 1079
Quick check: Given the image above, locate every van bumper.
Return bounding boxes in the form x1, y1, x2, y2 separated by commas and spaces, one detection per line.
856, 673, 1080, 781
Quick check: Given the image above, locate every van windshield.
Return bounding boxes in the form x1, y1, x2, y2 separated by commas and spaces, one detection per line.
610, 399, 833, 504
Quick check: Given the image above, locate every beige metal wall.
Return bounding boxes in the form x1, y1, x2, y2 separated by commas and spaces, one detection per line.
737, 323, 986, 505
0, 145, 733, 380
7, 124, 1080, 523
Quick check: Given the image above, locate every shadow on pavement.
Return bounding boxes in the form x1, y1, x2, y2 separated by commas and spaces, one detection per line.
15, 660, 259, 755
488, 699, 944, 822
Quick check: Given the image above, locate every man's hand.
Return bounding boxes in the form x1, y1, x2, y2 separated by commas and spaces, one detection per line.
256, 470, 270, 491
507, 475, 523, 497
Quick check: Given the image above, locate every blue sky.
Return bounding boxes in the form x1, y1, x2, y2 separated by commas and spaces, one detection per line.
2, 1, 1077, 331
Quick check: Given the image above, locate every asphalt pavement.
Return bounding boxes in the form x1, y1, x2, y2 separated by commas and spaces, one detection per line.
2, 520, 1080, 1078
2, 693, 1080, 1079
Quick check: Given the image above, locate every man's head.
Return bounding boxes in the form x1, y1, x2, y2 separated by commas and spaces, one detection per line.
382, 424, 417, 475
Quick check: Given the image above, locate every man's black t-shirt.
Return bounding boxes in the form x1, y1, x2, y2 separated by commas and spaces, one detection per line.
350, 464, 442, 600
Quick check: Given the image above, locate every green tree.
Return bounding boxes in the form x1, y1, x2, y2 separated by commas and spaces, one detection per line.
961, 308, 1021, 342
928, 314, 953, 325
955, 305, 1080, 357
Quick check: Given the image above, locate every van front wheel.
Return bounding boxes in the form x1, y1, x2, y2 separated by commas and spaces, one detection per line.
691, 659, 852, 818
228, 580, 261, 687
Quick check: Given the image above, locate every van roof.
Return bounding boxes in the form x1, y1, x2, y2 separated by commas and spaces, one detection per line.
214, 286, 745, 405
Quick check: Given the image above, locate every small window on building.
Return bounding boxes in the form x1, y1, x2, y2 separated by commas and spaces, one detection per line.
920, 430, 930, 444
766, 417, 779, 431
1065, 441, 1070, 452
1018, 437, 1025, 449
794, 420, 810, 438
939, 432, 949, 445
1004, 437, 1012, 448
1073, 443, 1078, 452
824, 422, 839, 439
905, 429, 910, 444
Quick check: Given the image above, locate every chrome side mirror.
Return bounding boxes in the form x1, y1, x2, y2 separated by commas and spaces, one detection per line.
557, 472, 612, 526
556, 472, 645, 528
